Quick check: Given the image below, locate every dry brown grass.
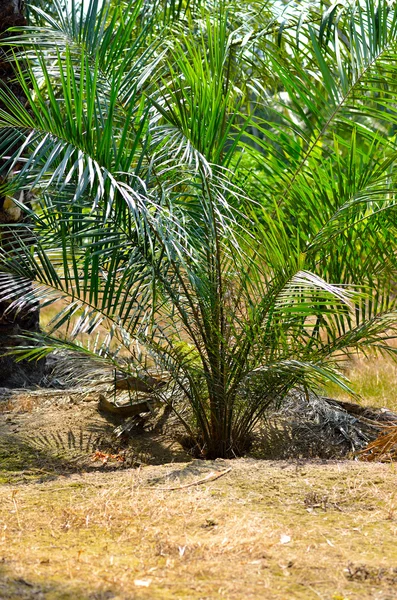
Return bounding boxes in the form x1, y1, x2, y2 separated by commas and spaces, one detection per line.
0, 394, 40, 414
1, 460, 397, 599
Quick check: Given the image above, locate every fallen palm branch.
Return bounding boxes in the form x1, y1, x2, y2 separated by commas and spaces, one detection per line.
355, 426, 397, 462
322, 397, 397, 426
264, 390, 397, 459
146, 467, 232, 491
98, 393, 159, 417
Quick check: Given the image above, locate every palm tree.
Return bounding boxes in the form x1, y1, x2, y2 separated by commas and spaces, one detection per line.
0, 0, 44, 386
0, 0, 397, 456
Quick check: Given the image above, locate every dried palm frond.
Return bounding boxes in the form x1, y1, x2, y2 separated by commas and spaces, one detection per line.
258, 389, 397, 460
356, 426, 397, 462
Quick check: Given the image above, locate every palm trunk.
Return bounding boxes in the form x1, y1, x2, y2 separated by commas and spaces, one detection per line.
0, 0, 44, 387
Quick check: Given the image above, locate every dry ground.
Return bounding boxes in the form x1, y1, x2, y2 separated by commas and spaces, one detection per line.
1, 354, 397, 600
1, 460, 397, 600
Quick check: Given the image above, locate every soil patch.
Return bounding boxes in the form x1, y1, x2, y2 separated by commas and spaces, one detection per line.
0, 387, 189, 485
1, 388, 397, 599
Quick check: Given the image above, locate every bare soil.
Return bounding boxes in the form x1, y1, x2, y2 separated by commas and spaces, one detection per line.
0, 387, 189, 485
1, 388, 397, 600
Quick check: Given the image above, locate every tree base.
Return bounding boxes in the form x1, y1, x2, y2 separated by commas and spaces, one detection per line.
179, 433, 253, 459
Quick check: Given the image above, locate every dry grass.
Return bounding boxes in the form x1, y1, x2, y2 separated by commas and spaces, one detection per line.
325, 353, 397, 412
1, 460, 397, 599
0, 395, 40, 414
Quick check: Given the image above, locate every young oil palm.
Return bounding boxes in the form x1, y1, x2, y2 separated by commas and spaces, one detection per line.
1, 0, 397, 458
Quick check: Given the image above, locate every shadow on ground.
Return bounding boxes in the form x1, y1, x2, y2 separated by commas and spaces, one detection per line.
0, 386, 192, 484
0, 564, 116, 600
0, 428, 190, 485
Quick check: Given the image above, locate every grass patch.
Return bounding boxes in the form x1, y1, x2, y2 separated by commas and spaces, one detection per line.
324, 354, 397, 411
0, 436, 57, 485
1, 460, 397, 599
